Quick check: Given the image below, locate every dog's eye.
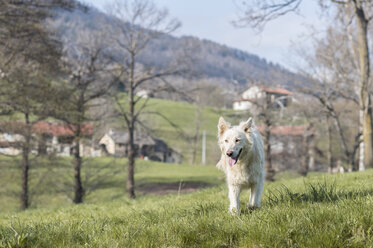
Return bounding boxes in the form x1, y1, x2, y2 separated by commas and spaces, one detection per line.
224, 139, 228, 143
235, 138, 240, 143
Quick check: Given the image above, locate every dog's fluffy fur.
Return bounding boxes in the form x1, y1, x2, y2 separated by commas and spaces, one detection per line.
216, 117, 265, 214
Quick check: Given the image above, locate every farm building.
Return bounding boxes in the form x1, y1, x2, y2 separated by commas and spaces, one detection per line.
99, 130, 182, 163
0, 122, 98, 157
257, 125, 319, 173
233, 85, 293, 111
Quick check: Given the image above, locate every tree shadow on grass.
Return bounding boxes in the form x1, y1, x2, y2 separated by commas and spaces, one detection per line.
137, 181, 215, 195
265, 180, 373, 207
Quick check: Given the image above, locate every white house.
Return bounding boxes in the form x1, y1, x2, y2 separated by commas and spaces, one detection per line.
135, 89, 152, 98
233, 85, 293, 111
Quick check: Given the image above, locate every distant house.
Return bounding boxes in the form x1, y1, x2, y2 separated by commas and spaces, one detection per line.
135, 89, 153, 99
0, 122, 98, 157
151, 139, 182, 164
99, 130, 155, 157
257, 125, 318, 172
99, 130, 182, 163
233, 86, 293, 111
33, 122, 96, 156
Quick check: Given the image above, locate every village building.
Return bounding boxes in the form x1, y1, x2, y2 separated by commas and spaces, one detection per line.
135, 89, 153, 98
257, 125, 318, 173
0, 133, 23, 155
99, 130, 182, 163
233, 85, 293, 111
0, 122, 98, 157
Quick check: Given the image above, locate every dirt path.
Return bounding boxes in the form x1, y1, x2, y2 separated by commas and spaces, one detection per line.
137, 181, 214, 195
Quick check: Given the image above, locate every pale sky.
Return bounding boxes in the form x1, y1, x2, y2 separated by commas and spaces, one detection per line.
85, 0, 327, 70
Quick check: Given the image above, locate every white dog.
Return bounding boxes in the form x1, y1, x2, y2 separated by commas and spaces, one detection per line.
216, 117, 265, 214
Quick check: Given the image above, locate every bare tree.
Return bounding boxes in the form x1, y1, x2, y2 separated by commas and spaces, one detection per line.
295, 25, 361, 171
235, 0, 373, 169
258, 96, 276, 181
0, 73, 61, 210
105, 0, 181, 198
54, 31, 115, 204
233, 0, 302, 30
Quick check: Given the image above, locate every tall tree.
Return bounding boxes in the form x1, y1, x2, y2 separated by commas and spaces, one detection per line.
295, 24, 362, 170
0, 0, 75, 210
0, 70, 60, 209
56, 32, 114, 204
235, 0, 373, 168
106, 0, 181, 198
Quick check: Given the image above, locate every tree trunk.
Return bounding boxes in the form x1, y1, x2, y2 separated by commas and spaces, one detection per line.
326, 116, 334, 174
363, 99, 373, 167
21, 113, 31, 210
300, 125, 314, 176
308, 132, 315, 171
127, 52, 136, 199
127, 125, 136, 199
359, 109, 365, 171
73, 136, 84, 204
191, 106, 201, 164
353, 1, 373, 168
264, 118, 274, 181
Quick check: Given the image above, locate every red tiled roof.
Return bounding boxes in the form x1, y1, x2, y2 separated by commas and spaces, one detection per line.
0, 141, 20, 148
259, 86, 293, 95
257, 125, 307, 136
0, 141, 10, 148
0, 122, 93, 136
32, 122, 93, 136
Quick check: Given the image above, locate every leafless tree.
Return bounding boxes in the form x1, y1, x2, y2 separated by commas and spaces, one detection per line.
105, 0, 182, 198
295, 25, 361, 171
54, 31, 115, 204
234, 0, 373, 169
233, 0, 302, 30
257, 96, 276, 181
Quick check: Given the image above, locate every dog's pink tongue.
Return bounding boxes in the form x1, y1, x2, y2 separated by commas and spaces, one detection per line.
228, 157, 235, 167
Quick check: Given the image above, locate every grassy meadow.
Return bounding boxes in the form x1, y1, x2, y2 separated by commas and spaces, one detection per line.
0, 156, 224, 212
2, 156, 373, 247
0, 95, 368, 247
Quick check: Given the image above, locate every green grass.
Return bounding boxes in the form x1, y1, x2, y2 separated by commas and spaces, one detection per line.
0, 156, 224, 212
2, 162, 373, 247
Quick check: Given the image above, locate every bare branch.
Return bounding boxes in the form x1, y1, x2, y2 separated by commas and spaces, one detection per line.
233, 0, 302, 30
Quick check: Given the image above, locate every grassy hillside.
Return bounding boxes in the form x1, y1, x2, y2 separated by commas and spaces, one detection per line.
114, 94, 246, 165
2, 168, 373, 247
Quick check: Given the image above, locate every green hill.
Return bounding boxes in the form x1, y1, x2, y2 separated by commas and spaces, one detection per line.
1, 168, 373, 247
113, 94, 247, 165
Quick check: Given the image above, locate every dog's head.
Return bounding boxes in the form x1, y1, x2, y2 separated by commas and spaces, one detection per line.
217, 117, 254, 166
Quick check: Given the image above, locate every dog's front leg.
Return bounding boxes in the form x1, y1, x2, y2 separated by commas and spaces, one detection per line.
228, 184, 241, 214
248, 180, 264, 209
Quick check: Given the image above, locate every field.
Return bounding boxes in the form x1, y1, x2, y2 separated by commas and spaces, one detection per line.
2, 157, 373, 247
0, 156, 224, 212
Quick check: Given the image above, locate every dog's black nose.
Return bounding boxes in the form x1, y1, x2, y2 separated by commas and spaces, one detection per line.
226, 151, 233, 157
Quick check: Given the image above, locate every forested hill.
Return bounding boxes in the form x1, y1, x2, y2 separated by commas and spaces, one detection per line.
51, 5, 306, 92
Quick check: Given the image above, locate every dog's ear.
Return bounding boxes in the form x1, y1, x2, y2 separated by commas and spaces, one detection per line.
218, 117, 229, 137
241, 117, 254, 133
